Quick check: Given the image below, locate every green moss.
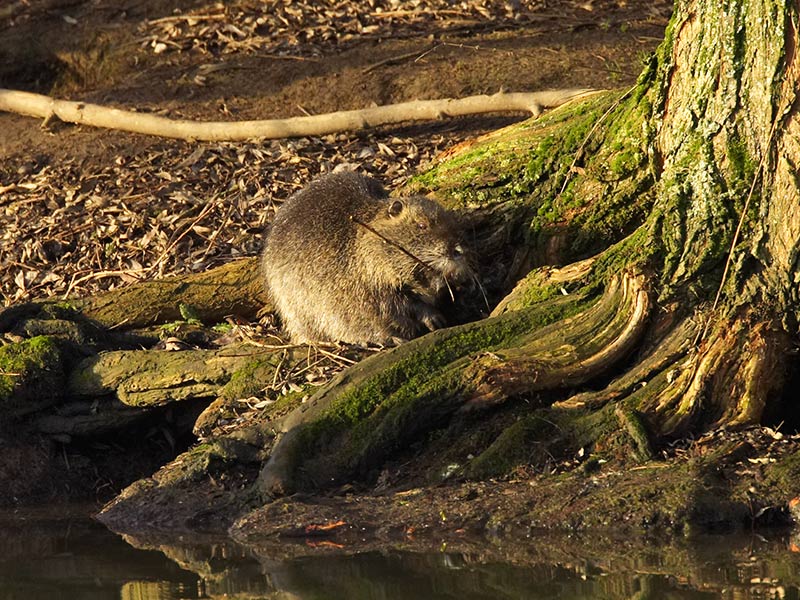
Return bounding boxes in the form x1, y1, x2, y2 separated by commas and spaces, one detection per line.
410, 88, 657, 271
647, 133, 740, 299
0, 336, 64, 413
221, 359, 274, 401
408, 92, 625, 210
464, 401, 634, 480
590, 227, 656, 287
615, 407, 655, 462
466, 412, 563, 478
49, 301, 80, 313
324, 295, 589, 430
512, 282, 566, 311
608, 149, 643, 177
178, 303, 203, 324
762, 451, 800, 493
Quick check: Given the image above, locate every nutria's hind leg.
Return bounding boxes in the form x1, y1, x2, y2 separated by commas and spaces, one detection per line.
271, 300, 319, 344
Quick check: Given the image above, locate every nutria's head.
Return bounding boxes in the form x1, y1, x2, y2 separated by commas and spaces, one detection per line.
365, 196, 473, 294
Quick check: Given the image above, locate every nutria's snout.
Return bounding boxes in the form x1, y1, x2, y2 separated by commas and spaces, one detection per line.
445, 242, 473, 281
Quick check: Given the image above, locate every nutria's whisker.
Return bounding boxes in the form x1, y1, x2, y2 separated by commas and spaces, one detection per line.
473, 273, 490, 312
444, 274, 455, 302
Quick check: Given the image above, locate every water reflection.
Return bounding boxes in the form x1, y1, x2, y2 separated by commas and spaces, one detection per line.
0, 507, 798, 599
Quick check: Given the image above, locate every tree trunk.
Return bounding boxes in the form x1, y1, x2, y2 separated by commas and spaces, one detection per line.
257, 0, 800, 495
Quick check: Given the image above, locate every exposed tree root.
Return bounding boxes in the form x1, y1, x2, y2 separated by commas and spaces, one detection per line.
0, 88, 597, 141
69, 257, 268, 329
556, 311, 793, 443
555, 315, 700, 411
643, 318, 791, 436
464, 272, 651, 407
492, 257, 596, 316
258, 271, 651, 496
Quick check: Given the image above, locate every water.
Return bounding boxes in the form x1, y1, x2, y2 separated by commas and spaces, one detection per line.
0, 507, 798, 599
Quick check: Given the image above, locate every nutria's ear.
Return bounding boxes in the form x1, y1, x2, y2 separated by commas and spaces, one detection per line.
388, 200, 404, 217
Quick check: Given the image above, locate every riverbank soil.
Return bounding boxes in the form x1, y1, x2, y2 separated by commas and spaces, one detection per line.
8, 0, 798, 544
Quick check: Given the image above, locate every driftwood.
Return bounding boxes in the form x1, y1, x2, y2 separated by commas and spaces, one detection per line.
0, 88, 597, 141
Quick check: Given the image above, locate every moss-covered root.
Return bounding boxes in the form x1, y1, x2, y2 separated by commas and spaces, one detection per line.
258, 272, 651, 497
555, 315, 700, 411
0, 336, 64, 415
70, 257, 269, 330
464, 272, 651, 407
68, 343, 309, 408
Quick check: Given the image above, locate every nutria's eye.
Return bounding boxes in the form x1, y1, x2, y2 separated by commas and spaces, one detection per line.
453, 244, 464, 257
389, 200, 404, 217
417, 221, 428, 231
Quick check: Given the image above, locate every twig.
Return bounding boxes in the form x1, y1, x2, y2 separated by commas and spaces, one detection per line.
63, 269, 146, 299
363, 42, 500, 74
350, 215, 435, 274
254, 53, 320, 63
199, 202, 235, 262
147, 195, 220, 275
147, 13, 226, 25
363, 45, 436, 74
368, 9, 471, 18
270, 350, 287, 390
316, 347, 359, 366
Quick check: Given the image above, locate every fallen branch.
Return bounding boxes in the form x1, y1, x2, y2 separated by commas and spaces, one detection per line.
0, 88, 598, 142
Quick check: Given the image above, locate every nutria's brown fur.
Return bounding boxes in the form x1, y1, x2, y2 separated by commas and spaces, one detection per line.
261, 171, 472, 345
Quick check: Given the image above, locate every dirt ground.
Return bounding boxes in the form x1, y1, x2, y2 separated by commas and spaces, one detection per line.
0, 0, 671, 306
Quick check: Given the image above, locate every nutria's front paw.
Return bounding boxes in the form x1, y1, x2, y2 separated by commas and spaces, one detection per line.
416, 304, 446, 332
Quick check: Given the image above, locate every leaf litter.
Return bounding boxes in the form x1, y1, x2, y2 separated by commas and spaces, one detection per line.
1, 130, 464, 304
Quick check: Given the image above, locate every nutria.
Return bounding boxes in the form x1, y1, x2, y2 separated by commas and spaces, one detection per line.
261, 170, 472, 345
